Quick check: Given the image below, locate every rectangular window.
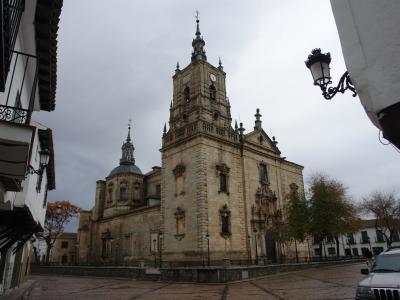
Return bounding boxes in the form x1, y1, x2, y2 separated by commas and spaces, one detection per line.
259, 163, 268, 184
372, 247, 384, 256
361, 247, 368, 255
101, 239, 107, 257
124, 235, 131, 256
347, 234, 355, 245
361, 231, 369, 243
120, 186, 128, 201
219, 174, 227, 192
393, 231, 400, 242
376, 230, 385, 243
327, 247, 336, 255
61, 241, 68, 249
352, 248, 359, 256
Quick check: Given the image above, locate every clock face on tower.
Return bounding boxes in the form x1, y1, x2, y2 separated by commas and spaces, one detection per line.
210, 74, 216, 82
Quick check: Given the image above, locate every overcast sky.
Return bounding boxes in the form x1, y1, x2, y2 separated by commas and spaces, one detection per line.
36, 0, 399, 230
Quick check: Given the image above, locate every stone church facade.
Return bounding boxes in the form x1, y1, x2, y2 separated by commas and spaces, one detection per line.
77, 19, 305, 265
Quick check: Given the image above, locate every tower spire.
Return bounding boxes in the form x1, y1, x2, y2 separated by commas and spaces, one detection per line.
120, 120, 135, 165
254, 108, 262, 130
191, 10, 207, 62
127, 118, 132, 142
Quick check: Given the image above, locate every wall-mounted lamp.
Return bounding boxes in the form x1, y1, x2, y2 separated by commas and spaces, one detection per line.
305, 48, 357, 100
26, 149, 50, 176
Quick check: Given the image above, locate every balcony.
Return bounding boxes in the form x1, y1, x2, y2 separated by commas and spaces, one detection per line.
360, 238, 370, 244
0, 120, 35, 191
0, 0, 26, 92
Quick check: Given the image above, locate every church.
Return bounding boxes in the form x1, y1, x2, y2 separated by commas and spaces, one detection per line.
77, 18, 305, 265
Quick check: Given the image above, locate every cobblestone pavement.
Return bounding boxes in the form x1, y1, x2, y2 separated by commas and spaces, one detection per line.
25, 263, 365, 300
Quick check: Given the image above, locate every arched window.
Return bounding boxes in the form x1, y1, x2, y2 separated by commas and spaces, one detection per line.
184, 86, 190, 101
209, 84, 216, 100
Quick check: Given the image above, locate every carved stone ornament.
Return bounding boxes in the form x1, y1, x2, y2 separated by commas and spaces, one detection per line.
173, 163, 186, 177
174, 207, 185, 241
216, 163, 230, 175
252, 183, 278, 231
219, 204, 231, 238
174, 206, 185, 219
255, 182, 277, 205
101, 229, 112, 240
289, 182, 299, 191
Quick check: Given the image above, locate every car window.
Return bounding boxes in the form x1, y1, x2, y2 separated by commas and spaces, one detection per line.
372, 253, 400, 272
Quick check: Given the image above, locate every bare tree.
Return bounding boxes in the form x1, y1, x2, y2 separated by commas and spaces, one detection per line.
362, 191, 400, 247
37, 200, 80, 264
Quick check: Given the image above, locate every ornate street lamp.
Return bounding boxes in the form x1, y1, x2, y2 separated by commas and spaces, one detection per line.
158, 231, 163, 268
26, 149, 51, 176
206, 232, 210, 266
305, 48, 357, 100
253, 228, 258, 265
152, 238, 157, 268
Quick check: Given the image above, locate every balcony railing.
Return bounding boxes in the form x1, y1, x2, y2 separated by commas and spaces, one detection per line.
1, 50, 37, 125
360, 238, 370, 244
0, 0, 25, 92
0, 104, 30, 123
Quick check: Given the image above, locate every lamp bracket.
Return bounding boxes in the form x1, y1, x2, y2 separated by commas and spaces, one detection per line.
320, 71, 357, 100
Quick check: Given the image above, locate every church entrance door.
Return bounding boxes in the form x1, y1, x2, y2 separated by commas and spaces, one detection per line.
265, 236, 277, 263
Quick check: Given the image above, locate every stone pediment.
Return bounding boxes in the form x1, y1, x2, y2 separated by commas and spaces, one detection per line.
245, 129, 280, 154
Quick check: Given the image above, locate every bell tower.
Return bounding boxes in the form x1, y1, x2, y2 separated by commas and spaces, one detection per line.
166, 18, 232, 145
160, 16, 247, 262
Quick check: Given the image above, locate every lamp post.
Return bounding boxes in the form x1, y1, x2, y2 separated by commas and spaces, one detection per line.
26, 149, 51, 176
158, 232, 163, 268
206, 232, 210, 266
253, 228, 258, 265
247, 235, 252, 265
152, 239, 157, 268
305, 48, 357, 100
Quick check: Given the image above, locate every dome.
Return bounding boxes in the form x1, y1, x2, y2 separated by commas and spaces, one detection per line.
108, 164, 142, 177
108, 122, 142, 177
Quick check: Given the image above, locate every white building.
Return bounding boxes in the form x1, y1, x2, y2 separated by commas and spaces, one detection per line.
0, 0, 61, 294
312, 220, 400, 258
330, 1, 400, 149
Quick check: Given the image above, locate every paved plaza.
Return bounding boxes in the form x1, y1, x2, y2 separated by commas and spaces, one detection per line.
19, 263, 365, 300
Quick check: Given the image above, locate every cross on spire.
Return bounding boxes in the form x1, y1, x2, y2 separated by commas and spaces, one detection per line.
127, 118, 132, 142
191, 10, 206, 62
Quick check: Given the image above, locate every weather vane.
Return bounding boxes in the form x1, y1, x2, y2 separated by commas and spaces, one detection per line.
195, 10, 199, 21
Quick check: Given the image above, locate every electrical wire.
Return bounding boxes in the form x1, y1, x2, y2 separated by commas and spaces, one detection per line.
378, 129, 400, 153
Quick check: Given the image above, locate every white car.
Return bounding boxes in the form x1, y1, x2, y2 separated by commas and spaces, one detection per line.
355, 247, 400, 300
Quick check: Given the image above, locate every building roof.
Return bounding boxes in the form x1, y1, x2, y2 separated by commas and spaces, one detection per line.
108, 164, 142, 177
359, 219, 377, 229
59, 232, 77, 239
34, 0, 63, 111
